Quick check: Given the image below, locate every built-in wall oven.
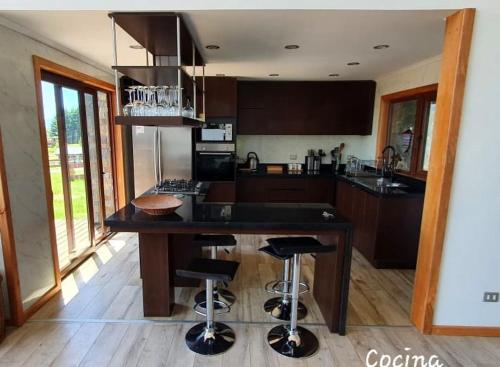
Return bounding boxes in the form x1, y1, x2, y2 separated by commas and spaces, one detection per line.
195, 143, 236, 182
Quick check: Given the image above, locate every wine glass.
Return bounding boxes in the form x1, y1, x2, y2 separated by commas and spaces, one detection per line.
122, 88, 134, 116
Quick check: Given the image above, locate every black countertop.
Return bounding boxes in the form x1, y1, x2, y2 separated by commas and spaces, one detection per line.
336, 174, 425, 198
237, 164, 336, 179
105, 194, 350, 232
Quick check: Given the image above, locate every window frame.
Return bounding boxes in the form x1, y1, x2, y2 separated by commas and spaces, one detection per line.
376, 84, 438, 180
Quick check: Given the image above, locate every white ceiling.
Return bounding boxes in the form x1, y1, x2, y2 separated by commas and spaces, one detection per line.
0, 10, 452, 80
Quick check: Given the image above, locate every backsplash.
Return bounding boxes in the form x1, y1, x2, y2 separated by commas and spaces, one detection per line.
236, 135, 373, 164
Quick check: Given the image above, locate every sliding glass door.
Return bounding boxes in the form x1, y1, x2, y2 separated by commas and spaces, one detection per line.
41, 73, 115, 270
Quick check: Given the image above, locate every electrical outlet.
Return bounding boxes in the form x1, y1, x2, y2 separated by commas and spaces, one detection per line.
483, 292, 499, 302
289, 154, 297, 160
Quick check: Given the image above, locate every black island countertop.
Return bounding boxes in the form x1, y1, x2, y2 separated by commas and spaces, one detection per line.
105, 193, 349, 233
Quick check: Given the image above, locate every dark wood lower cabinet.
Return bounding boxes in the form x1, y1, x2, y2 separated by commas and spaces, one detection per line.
204, 182, 236, 202
236, 177, 335, 204
336, 180, 423, 269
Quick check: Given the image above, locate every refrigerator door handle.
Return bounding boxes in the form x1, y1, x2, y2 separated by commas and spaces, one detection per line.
153, 128, 158, 187
157, 129, 162, 184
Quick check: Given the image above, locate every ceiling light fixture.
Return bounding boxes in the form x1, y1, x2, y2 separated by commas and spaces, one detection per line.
205, 44, 220, 50
269, 73, 279, 77
347, 62, 360, 66
129, 44, 144, 50
329, 73, 340, 77
284, 44, 300, 49
373, 44, 390, 50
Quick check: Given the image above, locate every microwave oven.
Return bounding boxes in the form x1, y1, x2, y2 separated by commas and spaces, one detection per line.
197, 120, 234, 142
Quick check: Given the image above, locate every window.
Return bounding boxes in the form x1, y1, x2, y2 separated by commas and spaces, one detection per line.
379, 85, 438, 179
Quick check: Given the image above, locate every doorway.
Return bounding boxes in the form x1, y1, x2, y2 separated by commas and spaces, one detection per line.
40, 72, 115, 271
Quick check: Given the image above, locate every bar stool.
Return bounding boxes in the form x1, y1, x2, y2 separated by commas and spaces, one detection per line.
266, 237, 336, 359
259, 245, 308, 321
176, 258, 239, 355
193, 234, 237, 309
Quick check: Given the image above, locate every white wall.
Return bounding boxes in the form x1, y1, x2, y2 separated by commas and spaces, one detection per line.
433, 4, 500, 326
237, 135, 372, 164
0, 21, 113, 312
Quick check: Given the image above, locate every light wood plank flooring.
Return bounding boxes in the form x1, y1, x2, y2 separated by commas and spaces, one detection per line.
2, 233, 498, 366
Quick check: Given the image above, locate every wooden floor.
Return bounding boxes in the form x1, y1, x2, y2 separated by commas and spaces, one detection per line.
2, 233, 499, 366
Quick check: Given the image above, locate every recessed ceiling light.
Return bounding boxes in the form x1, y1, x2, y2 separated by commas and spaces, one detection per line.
216, 73, 226, 77
329, 73, 340, 77
373, 44, 390, 50
129, 44, 144, 50
284, 44, 300, 49
347, 62, 360, 66
205, 44, 220, 50
269, 73, 279, 77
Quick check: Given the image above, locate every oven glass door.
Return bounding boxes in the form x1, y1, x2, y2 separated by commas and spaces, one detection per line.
196, 152, 235, 181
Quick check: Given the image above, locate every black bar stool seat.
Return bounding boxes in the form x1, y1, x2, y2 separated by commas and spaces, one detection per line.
177, 258, 239, 356
193, 234, 237, 247
177, 258, 239, 282
259, 245, 292, 261
193, 234, 237, 308
265, 236, 336, 359
268, 236, 336, 256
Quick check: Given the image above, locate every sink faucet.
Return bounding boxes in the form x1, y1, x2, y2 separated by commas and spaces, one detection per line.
381, 145, 396, 179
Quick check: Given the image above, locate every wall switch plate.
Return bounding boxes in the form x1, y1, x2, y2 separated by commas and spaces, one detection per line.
289, 154, 297, 160
483, 292, 499, 302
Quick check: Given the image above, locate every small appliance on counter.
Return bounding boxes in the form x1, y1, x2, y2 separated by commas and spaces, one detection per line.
330, 142, 345, 173
245, 152, 260, 171
305, 149, 321, 174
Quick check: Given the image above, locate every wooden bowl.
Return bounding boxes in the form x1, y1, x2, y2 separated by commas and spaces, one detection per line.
131, 194, 183, 216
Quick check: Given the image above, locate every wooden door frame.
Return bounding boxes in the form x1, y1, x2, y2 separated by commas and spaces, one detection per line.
410, 9, 482, 335
27, 56, 124, 322
0, 128, 24, 326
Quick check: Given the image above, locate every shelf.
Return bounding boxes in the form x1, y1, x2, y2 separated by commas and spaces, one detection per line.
115, 116, 203, 127
113, 66, 203, 94
109, 12, 204, 66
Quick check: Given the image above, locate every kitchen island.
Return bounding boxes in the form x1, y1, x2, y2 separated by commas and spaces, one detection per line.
105, 194, 352, 334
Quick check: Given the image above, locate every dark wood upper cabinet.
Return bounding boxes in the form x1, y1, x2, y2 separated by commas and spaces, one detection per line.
237, 81, 376, 135
204, 77, 237, 118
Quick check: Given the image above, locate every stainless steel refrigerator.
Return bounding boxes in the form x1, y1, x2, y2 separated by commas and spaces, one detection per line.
132, 125, 192, 197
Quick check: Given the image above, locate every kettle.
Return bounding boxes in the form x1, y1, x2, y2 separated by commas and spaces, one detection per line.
246, 152, 259, 171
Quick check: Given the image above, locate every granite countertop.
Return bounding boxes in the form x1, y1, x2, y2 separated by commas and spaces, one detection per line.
237, 164, 336, 179
105, 193, 349, 232
336, 174, 425, 198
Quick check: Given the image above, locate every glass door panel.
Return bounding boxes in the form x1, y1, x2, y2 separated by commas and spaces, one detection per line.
97, 91, 116, 219
421, 101, 437, 171
62, 87, 91, 259
41, 81, 70, 269
84, 93, 104, 239
388, 99, 418, 172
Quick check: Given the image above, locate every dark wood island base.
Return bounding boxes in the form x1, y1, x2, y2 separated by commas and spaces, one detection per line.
106, 198, 352, 334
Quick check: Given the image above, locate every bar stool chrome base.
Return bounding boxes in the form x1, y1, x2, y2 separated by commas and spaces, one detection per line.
264, 297, 307, 321
195, 288, 236, 309
267, 325, 318, 359
186, 322, 235, 356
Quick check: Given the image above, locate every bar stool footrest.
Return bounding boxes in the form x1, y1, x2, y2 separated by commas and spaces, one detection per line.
265, 280, 309, 295
194, 300, 230, 316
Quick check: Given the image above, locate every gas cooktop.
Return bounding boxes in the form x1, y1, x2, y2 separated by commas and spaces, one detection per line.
155, 179, 202, 195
